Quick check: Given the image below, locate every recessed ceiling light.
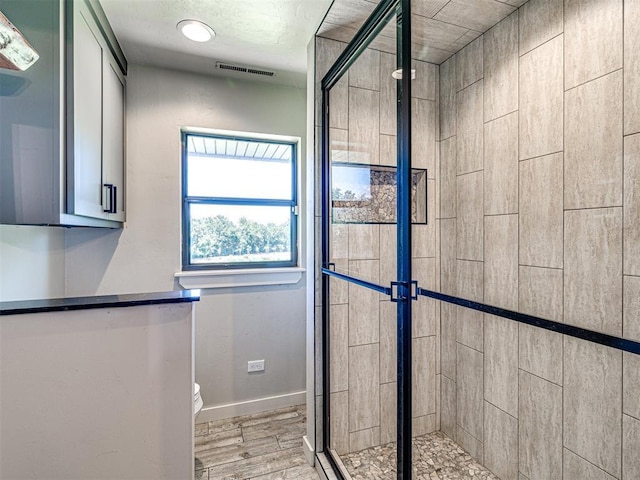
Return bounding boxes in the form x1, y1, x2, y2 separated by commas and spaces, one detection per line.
391, 69, 416, 80
177, 19, 215, 42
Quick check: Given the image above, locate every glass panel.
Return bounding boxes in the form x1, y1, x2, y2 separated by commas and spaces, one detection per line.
325, 7, 397, 480
327, 279, 398, 480
186, 136, 293, 200
188, 203, 291, 264
327, 20, 400, 288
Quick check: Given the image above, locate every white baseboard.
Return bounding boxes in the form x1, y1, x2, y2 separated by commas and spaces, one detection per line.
197, 390, 306, 422
302, 435, 315, 466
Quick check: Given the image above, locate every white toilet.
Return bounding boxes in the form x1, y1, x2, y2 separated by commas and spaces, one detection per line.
194, 383, 203, 419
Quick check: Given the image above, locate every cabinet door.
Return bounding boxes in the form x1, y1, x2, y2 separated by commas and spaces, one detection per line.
103, 60, 126, 222
69, 5, 105, 220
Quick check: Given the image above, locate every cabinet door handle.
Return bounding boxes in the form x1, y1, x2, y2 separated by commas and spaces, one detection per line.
112, 186, 117, 214
103, 183, 115, 213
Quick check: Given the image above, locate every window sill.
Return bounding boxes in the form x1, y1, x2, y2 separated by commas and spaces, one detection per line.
175, 267, 305, 289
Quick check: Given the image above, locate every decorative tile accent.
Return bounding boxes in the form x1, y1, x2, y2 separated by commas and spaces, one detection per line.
519, 153, 564, 268
519, 371, 563, 480
564, 337, 622, 478
456, 171, 483, 261
349, 343, 380, 432
625, 0, 640, 135
624, 134, 640, 275
483, 402, 518, 480
484, 113, 518, 215
564, 208, 622, 336
484, 12, 518, 122
456, 81, 484, 175
456, 37, 483, 92
519, 35, 563, 160
457, 343, 484, 442
518, 0, 563, 56
484, 315, 518, 417
565, 70, 623, 210
484, 215, 518, 310
564, 0, 623, 90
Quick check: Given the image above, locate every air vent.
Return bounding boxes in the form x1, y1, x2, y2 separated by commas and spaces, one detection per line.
216, 62, 275, 77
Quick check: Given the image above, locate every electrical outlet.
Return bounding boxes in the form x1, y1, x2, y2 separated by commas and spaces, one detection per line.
248, 360, 265, 373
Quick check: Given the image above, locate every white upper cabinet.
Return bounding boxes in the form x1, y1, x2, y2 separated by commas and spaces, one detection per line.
0, 0, 126, 228
67, 0, 126, 224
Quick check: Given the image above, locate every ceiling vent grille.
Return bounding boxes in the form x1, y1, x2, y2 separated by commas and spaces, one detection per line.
216, 62, 275, 77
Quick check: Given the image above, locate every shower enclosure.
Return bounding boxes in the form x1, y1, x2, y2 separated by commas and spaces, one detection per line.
314, 0, 640, 479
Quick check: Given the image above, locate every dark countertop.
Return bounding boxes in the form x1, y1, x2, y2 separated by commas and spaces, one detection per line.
0, 290, 200, 316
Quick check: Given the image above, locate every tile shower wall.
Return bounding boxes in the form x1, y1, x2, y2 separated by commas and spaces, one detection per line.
314, 35, 441, 455
439, 1, 640, 479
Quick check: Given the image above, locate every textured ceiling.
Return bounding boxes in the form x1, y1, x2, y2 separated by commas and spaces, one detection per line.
318, 0, 528, 64
100, 0, 334, 87
100, 0, 529, 88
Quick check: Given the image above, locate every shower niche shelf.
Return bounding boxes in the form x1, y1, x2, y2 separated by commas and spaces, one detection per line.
331, 162, 427, 224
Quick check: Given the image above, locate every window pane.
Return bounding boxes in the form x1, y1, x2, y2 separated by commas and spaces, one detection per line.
189, 204, 292, 265
186, 137, 293, 200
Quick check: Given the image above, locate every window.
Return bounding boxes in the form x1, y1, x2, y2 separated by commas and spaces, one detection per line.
182, 131, 298, 270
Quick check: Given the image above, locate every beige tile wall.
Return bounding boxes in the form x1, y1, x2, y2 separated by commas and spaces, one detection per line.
439, 1, 639, 479
315, 35, 441, 456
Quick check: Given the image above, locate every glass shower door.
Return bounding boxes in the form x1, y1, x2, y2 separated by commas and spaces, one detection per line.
320, 1, 415, 478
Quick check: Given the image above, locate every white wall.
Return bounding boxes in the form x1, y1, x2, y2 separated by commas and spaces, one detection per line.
0, 225, 65, 301
64, 64, 308, 414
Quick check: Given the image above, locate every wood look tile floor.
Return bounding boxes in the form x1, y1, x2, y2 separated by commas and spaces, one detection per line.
195, 404, 320, 480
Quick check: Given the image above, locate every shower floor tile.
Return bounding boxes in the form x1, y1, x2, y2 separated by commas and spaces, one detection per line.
340, 431, 499, 479
194, 404, 320, 480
